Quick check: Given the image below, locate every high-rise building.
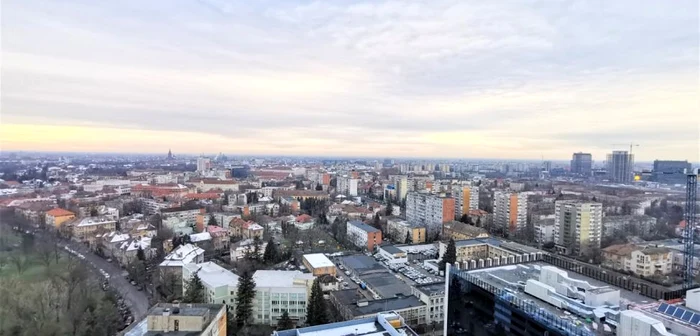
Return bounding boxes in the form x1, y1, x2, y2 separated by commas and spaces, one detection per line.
570, 152, 592, 175
607, 151, 634, 183
337, 175, 359, 196
493, 190, 530, 233
652, 160, 691, 185
453, 185, 479, 219
406, 192, 455, 236
389, 175, 409, 202
554, 200, 602, 257
196, 157, 212, 173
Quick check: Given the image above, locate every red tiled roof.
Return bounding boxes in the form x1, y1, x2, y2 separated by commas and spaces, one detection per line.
46, 208, 75, 217
184, 193, 222, 200
296, 214, 313, 223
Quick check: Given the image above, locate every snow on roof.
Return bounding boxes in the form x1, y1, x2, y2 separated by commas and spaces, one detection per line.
184, 262, 239, 288
126, 237, 151, 252
189, 232, 212, 242
110, 233, 131, 243
159, 244, 205, 267
253, 270, 314, 288
248, 223, 264, 231
303, 253, 335, 269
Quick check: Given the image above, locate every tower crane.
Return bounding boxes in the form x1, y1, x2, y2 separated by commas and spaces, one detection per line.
684, 168, 699, 288
612, 143, 640, 154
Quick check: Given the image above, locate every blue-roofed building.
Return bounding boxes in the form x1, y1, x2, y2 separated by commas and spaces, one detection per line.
273, 311, 419, 336
347, 220, 382, 251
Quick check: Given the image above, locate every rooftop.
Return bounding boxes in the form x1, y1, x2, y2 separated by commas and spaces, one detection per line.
274, 312, 419, 336
332, 290, 425, 317
184, 262, 239, 288
46, 208, 75, 217
348, 220, 380, 233
340, 255, 387, 276
124, 303, 226, 336
253, 270, 314, 288
160, 244, 205, 267
303, 253, 335, 269
77, 216, 116, 227
413, 282, 445, 296
379, 244, 404, 254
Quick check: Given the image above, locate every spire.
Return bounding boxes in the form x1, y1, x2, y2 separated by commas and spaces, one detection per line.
167, 149, 173, 160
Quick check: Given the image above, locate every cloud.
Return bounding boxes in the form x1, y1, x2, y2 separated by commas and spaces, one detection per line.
1, 0, 698, 161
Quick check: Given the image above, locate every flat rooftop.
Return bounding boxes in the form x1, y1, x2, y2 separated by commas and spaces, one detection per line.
303, 253, 335, 269
414, 282, 445, 296
274, 313, 419, 336
362, 272, 412, 298
340, 255, 387, 275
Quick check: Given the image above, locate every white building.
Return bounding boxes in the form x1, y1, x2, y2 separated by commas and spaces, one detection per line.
389, 175, 409, 202
337, 176, 359, 196
533, 215, 556, 244
182, 262, 239, 306
618, 310, 674, 336
493, 190, 530, 233
554, 200, 603, 257
453, 185, 479, 219
161, 207, 201, 226
196, 157, 212, 173
252, 270, 315, 325
159, 244, 206, 295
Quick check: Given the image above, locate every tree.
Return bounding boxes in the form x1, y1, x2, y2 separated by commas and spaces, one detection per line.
89, 208, 98, 217
405, 232, 411, 244
235, 271, 256, 327
315, 184, 323, 191
9, 253, 27, 275
183, 273, 206, 303
385, 202, 393, 216
295, 181, 304, 190
439, 238, 457, 271
371, 213, 382, 231
137, 246, 146, 261
459, 214, 471, 224
208, 215, 218, 227
306, 278, 328, 326
277, 310, 295, 330
262, 238, 278, 264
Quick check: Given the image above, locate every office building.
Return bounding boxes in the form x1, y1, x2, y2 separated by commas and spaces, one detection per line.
448, 262, 650, 336
124, 303, 227, 336
196, 157, 212, 173
493, 190, 530, 233
252, 270, 315, 325
453, 185, 479, 219
652, 160, 692, 185
571, 152, 593, 176
346, 220, 382, 251
182, 262, 239, 306
406, 192, 455, 236
273, 312, 419, 336
554, 200, 603, 257
607, 151, 634, 183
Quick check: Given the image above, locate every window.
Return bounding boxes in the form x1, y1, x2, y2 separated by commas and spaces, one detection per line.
174, 320, 179, 332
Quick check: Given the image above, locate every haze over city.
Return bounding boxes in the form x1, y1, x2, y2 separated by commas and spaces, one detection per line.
2, 0, 699, 161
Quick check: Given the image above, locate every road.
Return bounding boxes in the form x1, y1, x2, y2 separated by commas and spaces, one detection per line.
32, 230, 151, 320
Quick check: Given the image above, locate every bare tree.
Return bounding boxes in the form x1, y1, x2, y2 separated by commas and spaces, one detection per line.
58, 259, 88, 310
38, 244, 54, 270
9, 253, 28, 275
0, 255, 7, 270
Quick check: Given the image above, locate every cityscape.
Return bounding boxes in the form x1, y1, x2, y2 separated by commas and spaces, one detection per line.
1, 1, 699, 336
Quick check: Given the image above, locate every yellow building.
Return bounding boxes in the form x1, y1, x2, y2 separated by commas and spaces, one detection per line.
72, 216, 117, 242
45, 208, 76, 228
442, 221, 489, 241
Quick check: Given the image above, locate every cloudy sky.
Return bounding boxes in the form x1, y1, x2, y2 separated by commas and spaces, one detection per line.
1, 0, 698, 161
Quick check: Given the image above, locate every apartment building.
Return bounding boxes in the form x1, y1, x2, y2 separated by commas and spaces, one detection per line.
196, 157, 212, 173
72, 216, 117, 242
159, 244, 206, 296
411, 282, 446, 324
45, 208, 76, 228
405, 192, 455, 236
601, 244, 673, 277
493, 190, 530, 233
442, 221, 489, 241
337, 175, 359, 196
602, 215, 657, 237
252, 270, 315, 325
386, 218, 426, 244
389, 175, 409, 202
453, 185, 479, 219
133, 303, 227, 336
347, 220, 383, 251
554, 200, 603, 257
182, 262, 239, 306
161, 207, 202, 226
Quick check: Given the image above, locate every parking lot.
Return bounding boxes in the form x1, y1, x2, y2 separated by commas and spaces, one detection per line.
377, 256, 444, 286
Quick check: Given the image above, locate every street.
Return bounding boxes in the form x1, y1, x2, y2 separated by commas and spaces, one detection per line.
32, 230, 151, 320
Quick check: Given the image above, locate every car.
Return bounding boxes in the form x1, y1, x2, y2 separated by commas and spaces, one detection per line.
130, 280, 137, 286
107, 258, 112, 263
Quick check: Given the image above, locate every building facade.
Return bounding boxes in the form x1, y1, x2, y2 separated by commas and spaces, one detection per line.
346, 220, 382, 251
652, 160, 691, 185
406, 192, 455, 236
571, 152, 593, 176
493, 191, 530, 233
601, 244, 673, 277
453, 186, 479, 219
252, 270, 315, 325
386, 218, 426, 244
554, 200, 603, 257
607, 151, 634, 183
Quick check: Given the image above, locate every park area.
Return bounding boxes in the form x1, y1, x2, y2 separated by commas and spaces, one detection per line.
0, 224, 123, 336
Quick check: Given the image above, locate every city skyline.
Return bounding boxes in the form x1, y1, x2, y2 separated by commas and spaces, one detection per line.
2, 0, 699, 161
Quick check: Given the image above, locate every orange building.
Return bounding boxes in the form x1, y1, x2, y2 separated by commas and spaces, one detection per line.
45, 208, 76, 228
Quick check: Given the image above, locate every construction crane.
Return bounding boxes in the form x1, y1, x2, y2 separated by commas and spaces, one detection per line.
612, 143, 640, 154
684, 168, 699, 288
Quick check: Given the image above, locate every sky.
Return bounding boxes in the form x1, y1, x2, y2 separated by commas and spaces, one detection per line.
1, 0, 699, 161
